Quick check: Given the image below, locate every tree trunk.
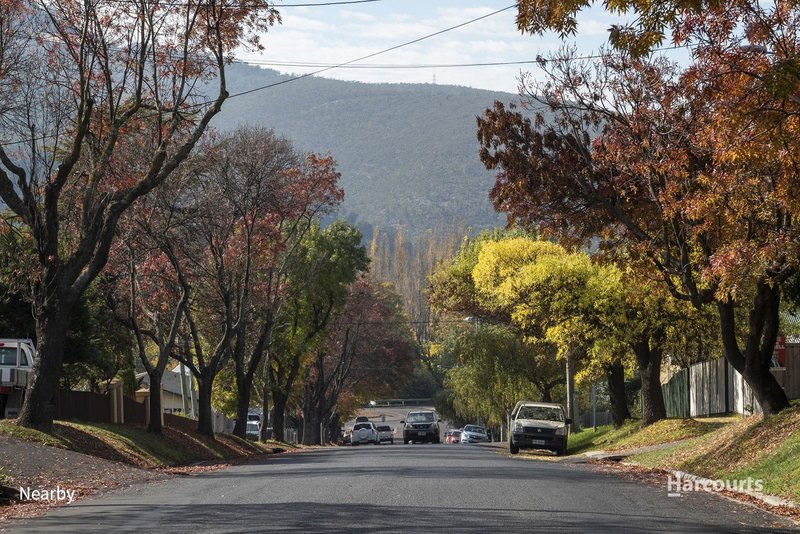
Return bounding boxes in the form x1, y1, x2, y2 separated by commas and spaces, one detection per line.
272, 390, 288, 442
232, 373, 254, 438
196, 375, 215, 437
605, 362, 631, 429
327, 413, 342, 443
260, 352, 272, 441
18, 302, 72, 432
632, 331, 667, 426
147, 370, 164, 433
303, 410, 320, 445
717, 283, 790, 417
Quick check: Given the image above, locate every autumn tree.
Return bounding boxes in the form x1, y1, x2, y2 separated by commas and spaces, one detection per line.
0, 0, 278, 431
477, 44, 796, 416
104, 171, 198, 432
300, 278, 414, 444
188, 129, 344, 439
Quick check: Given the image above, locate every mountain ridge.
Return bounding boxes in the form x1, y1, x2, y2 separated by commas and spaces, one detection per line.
212, 64, 523, 234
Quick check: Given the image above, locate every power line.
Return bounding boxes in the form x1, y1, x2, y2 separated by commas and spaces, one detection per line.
227, 4, 517, 99
234, 58, 542, 69
0, 4, 516, 147
98, 0, 385, 7
231, 44, 692, 69
273, 0, 383, 5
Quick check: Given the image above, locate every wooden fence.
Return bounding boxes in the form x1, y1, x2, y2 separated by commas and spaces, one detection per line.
55, 390, 112, 423
123, 395, 147, 425
662, 368, 690, 418
773, 347, 800, 399
54, 389, 150, 425
662, 344, 800, 417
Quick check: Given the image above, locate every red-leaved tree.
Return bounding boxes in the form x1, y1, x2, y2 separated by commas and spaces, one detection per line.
0, 0, 278, 431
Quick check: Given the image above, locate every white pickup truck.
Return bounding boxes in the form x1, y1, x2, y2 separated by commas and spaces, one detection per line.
0, 339, 36, 419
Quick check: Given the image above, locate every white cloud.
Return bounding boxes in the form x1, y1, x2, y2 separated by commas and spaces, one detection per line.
238, 1, 629, 93
339, 9, 377, 22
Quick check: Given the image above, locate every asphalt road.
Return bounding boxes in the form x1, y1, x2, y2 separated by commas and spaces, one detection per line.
8, 444, 796, 533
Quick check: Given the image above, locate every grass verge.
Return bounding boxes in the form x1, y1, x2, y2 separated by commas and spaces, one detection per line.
568, 417, 733, 454
631, 404, 800, 502
0, 419, 278, 469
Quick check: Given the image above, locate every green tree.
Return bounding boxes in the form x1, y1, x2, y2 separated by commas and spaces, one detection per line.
472, 237, 670, 425
267, 221, 370, 441
443, 324, 562, 428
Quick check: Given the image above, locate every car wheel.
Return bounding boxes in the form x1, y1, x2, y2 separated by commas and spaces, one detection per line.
556, 446, 567, 456
509, 438, 519, 455
390, 438, 394, 445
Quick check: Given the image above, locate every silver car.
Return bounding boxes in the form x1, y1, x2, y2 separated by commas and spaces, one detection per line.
376, 425, 394, 444
351, 422, 380, 445
459, 424, 490, 444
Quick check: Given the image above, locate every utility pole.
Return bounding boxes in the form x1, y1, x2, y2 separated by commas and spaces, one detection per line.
566, 351, 580, 431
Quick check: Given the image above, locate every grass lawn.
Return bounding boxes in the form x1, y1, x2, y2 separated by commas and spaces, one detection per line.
0, 419, 278, 468
631, 404, 800, 502
567, 417, 731, 454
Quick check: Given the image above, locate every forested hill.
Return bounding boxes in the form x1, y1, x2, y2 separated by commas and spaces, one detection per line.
212, 64, 522, 235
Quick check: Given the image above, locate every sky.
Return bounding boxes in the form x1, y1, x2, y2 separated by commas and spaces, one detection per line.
234, 0, 644, 94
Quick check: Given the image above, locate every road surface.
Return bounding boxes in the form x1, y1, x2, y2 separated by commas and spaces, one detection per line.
8, 443, 796, 532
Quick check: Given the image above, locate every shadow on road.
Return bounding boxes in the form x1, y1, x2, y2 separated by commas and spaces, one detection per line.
10, 501, 792, 533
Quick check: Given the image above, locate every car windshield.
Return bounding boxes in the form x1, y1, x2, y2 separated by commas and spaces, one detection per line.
377, 426, 390, 431
406, 412, 435, 423
247, 422, 259, 429
464, 425, 485, 433
517, 406, 564, 422
354, 423, 371, 430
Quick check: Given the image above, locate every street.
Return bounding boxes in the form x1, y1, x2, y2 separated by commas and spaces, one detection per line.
7, 443, 796, 533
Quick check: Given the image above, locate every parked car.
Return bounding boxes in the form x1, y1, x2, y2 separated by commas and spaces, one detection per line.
245, 420, 261, 440
459, 424, 490, 444
351, 422, 380, 445
376, 425, 394, 444
509, 401, 571, 456
401, 410, 441, 444
445, 429, 462, 444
